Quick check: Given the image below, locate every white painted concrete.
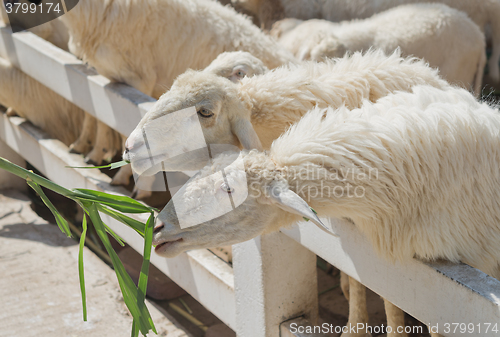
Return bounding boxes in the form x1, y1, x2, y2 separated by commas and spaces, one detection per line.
281, 219, 500, 336
234, 232, 318, 337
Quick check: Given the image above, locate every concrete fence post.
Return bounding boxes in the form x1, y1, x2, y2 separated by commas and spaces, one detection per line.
233, 231, 318, 337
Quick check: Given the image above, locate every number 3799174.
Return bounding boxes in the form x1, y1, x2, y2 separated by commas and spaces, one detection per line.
5, 2, 62, 14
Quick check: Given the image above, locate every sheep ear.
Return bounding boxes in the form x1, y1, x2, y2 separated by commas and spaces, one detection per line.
231, 118, 263, 151
267, 183, 339, 237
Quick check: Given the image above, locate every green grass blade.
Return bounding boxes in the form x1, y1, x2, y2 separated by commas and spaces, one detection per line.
88, 204, 150, 333
66, 164, 116, 170
132, 320, 138, 337
97, 204, 146, 238
87, 204, 154, 335
0, 157, 74, 197
65, 160, 130, 170
27, 180, 72, 238
110, 161, 130, 170
103, 223, 126, 247
73, 189, 153, 213
79, 215, 88, 321
136, 212, 157, 334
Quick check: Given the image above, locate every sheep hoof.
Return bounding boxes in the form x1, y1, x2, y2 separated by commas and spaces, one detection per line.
84, 147, 107, 166
69, 139, 93, 155
110, 174, 131, 186
69, 143, 87, 155
131, 187, 152, 200
84, 156, 101, 166
5, 107, 17, 117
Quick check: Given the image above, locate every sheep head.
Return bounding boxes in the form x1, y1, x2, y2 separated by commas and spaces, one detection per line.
153, 150, 333, 258
124, 52, 267, 177
124, 70, 262, 176
204, 51, 269, 83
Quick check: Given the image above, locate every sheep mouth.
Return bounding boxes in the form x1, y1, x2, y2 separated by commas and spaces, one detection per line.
130, 154, 168, 176
154, 238, 184, 254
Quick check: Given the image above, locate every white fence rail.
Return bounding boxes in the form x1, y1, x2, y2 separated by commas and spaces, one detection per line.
1, 25, 500, 337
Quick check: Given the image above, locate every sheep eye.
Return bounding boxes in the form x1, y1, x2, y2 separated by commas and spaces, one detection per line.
197, 108, 213, 118
236, 70, 245, 78
220, 182, 234, 194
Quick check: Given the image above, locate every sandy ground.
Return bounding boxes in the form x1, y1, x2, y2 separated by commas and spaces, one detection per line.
0, 189, 192, 337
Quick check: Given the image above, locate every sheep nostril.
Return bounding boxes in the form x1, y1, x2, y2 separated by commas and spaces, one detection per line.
154, 222, 165, 234
124, 138, 134, 151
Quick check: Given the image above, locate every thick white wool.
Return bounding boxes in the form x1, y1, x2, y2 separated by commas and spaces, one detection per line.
272, 4, 486, 95
270, 85, 500, 277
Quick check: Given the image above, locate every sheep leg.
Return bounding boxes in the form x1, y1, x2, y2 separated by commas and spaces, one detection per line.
69, 113, 97, 155
473, 50, 486, 98
383, 299, 408, 337
489, 40, 500, 83
84, 121, 118, 165
340, 277, 372, 337
130, 174, 158, 200
111, 165, 155, 200
340, 271, 350, 301
110, 132, 154, 199
5, 107, 17, 117
111, 164, 133, 186
110, 134, 132, 186
131, 184, 153, 200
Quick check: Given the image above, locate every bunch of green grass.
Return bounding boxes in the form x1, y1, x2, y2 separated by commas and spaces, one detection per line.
0, 157, 157, 337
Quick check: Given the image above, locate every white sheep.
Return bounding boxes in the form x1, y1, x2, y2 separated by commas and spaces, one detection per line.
232, 0, 322, 29
203, 51, 269, 83
236, 0, 500, 82
0, 56, 86, 147
124, 50, 449, 177
0, 4, 110, 160
113, 51, 270, 199
55, 0, 296, 183
152, 84, 500, 337
270, 3, 487, 97
60, 0, 294, 98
